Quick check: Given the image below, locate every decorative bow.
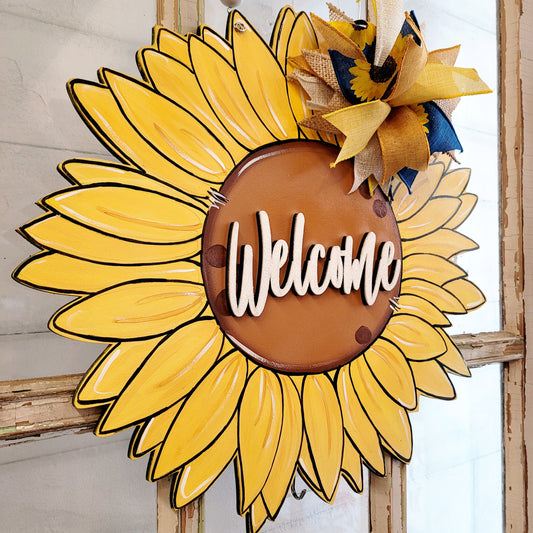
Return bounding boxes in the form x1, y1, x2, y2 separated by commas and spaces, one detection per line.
287, 1, 491, 194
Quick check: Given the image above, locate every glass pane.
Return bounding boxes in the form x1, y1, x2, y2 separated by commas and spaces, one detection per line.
0, 431, 156, 532
405, 0, 500, 333
1, 0, 157, 379
406, 364, 503, 533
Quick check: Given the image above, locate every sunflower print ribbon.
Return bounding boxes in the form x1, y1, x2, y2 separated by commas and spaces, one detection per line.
287, 1, 491, 193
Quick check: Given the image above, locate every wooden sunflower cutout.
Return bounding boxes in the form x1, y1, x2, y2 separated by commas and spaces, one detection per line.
13, 7, 485, 533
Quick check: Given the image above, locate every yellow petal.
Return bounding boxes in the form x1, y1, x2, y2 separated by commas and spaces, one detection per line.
189, 35, 276, 149
69, 81, 215, 197
44, 186, 204, 244
139, 50, 247, 162
272, 7, 296, 70
156, 28, 191, 67
396, 294, 450, 327
15, 252, 201, 294
351, 358, 412, 462
247, 497, 268, 533
130, 401, 183, 456
444, 193, 478, 229
103, 71, 234, 187
100, 320, 223, 432
399, 197, 461, 239
231, 11, 299, 141
389, 63, 491, 107
324, 101, 391, 164
410, 359, 456, 399
337, 367, 385, 474
382, 314, 447, 361
75, 337, 161, 406
302, 374, 343, 500
437, 331, 471, 377
402, 253, 467, 286
201, 26, 234, 65
23, 215, 200, 264
391, 160, 447, 220
261, 375, 303, 518
402, 228, 478, 259
298, 434, 322, 493
238, 368, 283, 512
60, 160, 207, 209
173, 416, 237, 506
400, 279, 466, 314
341, 434, 363, 493
434, 167, 471, 197
443, 278, 486, 310
153, 351, 247, 479
51, 281, 206, 341
365, 338, 417, 409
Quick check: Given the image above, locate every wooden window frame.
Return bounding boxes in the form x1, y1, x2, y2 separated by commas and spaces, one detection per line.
1, 0, 530, 531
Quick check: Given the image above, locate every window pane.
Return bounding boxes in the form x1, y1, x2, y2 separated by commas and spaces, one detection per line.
406, 364, 503, 533
1, 0, 156, 379
405, 0, 500, 334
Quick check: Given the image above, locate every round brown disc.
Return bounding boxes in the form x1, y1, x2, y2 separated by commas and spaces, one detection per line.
202, 141, 402, 373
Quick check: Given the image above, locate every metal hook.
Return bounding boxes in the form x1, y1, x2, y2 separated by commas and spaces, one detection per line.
290, 478, 306, 500
233, 21, 246, 32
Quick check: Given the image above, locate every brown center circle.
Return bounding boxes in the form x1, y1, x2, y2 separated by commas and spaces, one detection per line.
201, 140, 402, 373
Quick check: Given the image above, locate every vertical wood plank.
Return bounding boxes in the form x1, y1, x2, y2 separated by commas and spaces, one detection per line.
500, 0, 528, 532
157, 478, 180, 533
369, 457, 406, 533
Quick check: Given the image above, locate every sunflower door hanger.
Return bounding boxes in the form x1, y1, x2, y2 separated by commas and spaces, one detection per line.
14, 1, 489, 531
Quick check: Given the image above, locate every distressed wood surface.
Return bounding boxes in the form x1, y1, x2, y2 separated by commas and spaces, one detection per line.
500, 1, 528, 532
454, 331, 525, 367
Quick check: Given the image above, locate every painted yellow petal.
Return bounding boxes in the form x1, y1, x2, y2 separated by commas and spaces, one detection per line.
23, 215, 200, 264
51, 281, 206, 341
173, 416, 237, 506
261, 375, 303, 518
248, 497, 268, 533
437, 331, 471, 377
401, 279, 466, 314
434, 167, 471, 197
75, 337, 161, 406
201, 26, 234, 65
44, 186, 204, 244
130, 401, 183, 456
156, 28, 191, 68
239, 368, 283, 512
302, 374, 343, 501
140, 50, 247, 162
69, 81, 214, 197
382, 314, 447, 361
100, 320, 223, 432
389, 63, 491, 107
16, 252, 201, 294
410, 360, 456, 399
286, 13, 322, 140
402, 254, 466, 286
365, 338, 417, 409
337, 367, 384, 475
399, 197, 461, 240
189, 35, 276, 149
444, 193, 478, 229
60, 160, 207, 210
231, 12, 299, 141
396, 294, 450, 327
324, 101, 391, 165
402, 228, 478, 259
103, 71, 234, 187
153, 351, 247, 479
350, 358, 412, 462
272, 7, 296, 70
341, 435, 363, 493
298, 435, 322, 494
443, 278, 486, 310
391, 160, 447, 220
